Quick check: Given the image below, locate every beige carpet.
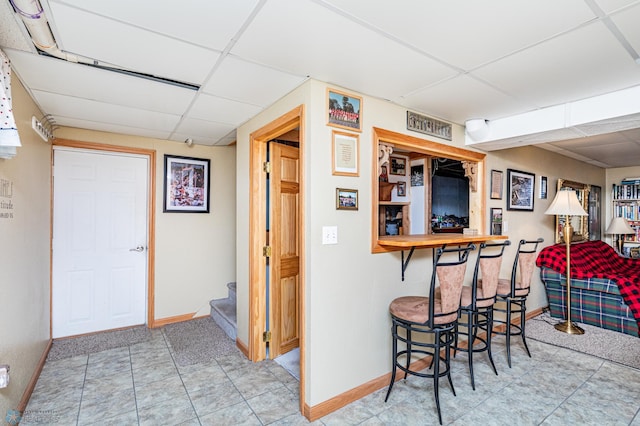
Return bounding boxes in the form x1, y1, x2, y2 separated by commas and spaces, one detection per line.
47, 325, 151, 361
163, 316, 238, 366
526, 311, 640, 369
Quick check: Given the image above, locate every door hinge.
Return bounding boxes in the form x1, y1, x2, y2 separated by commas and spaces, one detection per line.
263, 245, 272, 257
263, 161, 271, 173
263, 330, 272, 342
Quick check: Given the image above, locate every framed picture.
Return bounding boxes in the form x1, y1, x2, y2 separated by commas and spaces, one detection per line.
327, 88, 362, 132
490, 208, 503, 235
397, 181, 407, 197
336, 188, 358, 210
390, 156, 406, 175
332, 130, 359, 176
164, 154, 210, 213
539, 176, 548, 199
490, 169, 503, 200
410, 164, 424, 186
507, 169, 535, 211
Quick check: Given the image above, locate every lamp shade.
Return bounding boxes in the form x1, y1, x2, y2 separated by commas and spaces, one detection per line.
605, 217, 634, 235
544, 188, 588, 216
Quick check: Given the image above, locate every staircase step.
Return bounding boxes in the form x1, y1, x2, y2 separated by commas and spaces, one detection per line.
227, 282, 236, 302
210, 298, 236, 341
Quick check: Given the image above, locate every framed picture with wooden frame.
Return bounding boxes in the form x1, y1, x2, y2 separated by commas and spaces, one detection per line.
331, 130, 359, 176
336, 188, 358, 210
390, 156, 406, 175
327, 88, 362, 132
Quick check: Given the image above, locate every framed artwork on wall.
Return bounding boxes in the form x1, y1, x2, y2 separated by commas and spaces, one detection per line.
163, 155, 210, 213
507, 169, 535, 211
490, 208, 503, 235
390, 156, 406, 175
336, 188, 358, 210
331, 130, 359, 176
490, 169, 503, 200
327, 88, 362, 132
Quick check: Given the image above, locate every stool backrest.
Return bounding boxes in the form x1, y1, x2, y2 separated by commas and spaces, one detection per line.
508, 238, 544, 295
472, 240, 511, 306
429, 244, 475, 326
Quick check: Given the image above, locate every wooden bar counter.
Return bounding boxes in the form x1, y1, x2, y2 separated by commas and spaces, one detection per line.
378, 233, 508, 280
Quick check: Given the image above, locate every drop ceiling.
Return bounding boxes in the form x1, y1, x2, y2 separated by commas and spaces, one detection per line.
1, 0, 640, 167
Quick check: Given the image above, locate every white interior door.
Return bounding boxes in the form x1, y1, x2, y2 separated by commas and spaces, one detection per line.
52, 148, 148, 338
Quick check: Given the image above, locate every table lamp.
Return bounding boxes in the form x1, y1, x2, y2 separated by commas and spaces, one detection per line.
605, 217, 634, 254
544, 188, 588, 334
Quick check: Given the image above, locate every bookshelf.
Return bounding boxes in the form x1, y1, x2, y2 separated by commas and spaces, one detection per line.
612, 178, 640, 249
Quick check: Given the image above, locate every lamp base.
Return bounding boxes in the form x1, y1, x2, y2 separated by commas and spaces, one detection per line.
554, 321, 585, 335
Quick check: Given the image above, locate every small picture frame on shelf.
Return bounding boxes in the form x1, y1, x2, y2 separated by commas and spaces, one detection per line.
397, 181, 407, 197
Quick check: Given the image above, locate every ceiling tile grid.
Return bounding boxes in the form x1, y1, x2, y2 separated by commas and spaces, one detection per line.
1, 0, 640, 165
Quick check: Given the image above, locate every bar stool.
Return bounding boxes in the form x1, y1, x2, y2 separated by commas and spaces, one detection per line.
385, 244, 475, 425
492, 238, 544, 367
454, 240, 510, 390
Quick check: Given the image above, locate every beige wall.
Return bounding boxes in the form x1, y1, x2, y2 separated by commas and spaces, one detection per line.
237, 79, 607, 408
53, 128, 237, 320
0, 79, 51, 417
2, 77, 237, 418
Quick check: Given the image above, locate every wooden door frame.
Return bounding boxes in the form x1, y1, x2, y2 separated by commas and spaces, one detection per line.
248, 105, 305, 412
50, 139, 157, 333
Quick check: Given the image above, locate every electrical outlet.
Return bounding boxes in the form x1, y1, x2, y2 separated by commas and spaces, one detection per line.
322, 226, 338, 245
503, 221, 509, 232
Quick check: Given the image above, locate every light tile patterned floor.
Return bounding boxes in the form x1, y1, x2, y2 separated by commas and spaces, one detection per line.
20, 328, 640, 425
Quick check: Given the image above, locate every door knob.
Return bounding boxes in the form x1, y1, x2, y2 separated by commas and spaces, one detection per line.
129, 245, 145, 252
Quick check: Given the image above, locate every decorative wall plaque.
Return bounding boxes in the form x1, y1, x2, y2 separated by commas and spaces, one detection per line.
406, 111, 452, 141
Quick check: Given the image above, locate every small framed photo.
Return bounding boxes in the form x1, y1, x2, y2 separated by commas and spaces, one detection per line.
327, 88, 362, 132
410, 164, 424, 186
390, 156, 406, 175
336, 188, 358, 210
164, 155, 210, 213
332, 130, 359, 176
397, 181, 407, 197
490, 169, 503, 200
539, 176, 548, 199
507, 169, 535, 211
490, 208, 503, 235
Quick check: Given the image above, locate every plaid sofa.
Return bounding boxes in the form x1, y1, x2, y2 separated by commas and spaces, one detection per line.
537, 240, 640, 337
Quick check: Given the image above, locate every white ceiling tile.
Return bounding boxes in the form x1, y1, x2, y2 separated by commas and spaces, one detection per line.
400, 75, 534, 124
201, 55, 307, 106
231, 0, 457, 100
53, 116, 172, 140
593, 0, 640, 13
609, 3, 640, 55
49, 0, 260, 50
472, 21, 640, 109
324, 0, 595, 70
173, 117, 236, 141
188, 93, 263, 125
48, 2, 220, 85
6, 49, 197, 115
33, 90, 181, 132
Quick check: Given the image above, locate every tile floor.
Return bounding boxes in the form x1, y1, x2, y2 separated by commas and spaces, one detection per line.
20, 327, 640, 425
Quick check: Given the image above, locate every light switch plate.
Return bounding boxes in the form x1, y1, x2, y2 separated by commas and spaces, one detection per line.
322, 226, 338, 244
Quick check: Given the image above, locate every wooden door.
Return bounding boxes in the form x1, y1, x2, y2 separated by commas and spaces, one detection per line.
52, 148, 148, 338
269, 142, 300, 358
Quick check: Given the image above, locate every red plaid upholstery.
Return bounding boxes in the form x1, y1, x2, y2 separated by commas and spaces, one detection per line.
536, 240, 640, 330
